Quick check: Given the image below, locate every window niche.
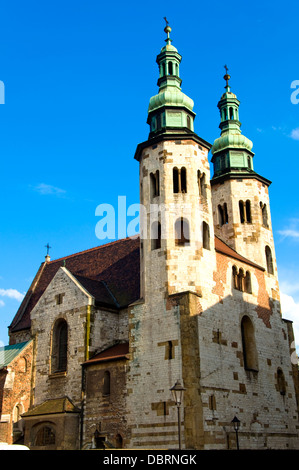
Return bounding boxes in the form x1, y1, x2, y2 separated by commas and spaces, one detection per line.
150, 171, 160, 200
265, 246, 274, 274
218, 203, 228, 226
202, 221, 210, 250
232, 266, 252, 294
175, 218, 190, 246
239, 200, 251, 224
241, 315, 258, 372
173, 167, 187, 194
51, 319, 68, 374
197, 170, 207, 199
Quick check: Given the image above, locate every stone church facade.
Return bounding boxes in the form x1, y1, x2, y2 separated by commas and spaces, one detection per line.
5, 25, 299, 449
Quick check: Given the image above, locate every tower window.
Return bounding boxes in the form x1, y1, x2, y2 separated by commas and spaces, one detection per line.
151, 221, 161, 250
181, 167, 187, 193
150, 171, 160, 199
239, 200, 251, 224
246, 200, 251, 223
260, 202, 269, 228
202, 221, 210, 250
229, 107, 234, 119
247, 156, 252, 169
173, 167, 187, 194
168, 62, 173, 75
198, 171, 207, 199
241, 315, 258, 372
175, 218, 190, 246
218, 203, 228, 226
265, 246, 274, 274
186, 115, 191, 129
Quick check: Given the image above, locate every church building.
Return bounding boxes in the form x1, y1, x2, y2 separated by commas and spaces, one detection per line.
5, 24, 299, 450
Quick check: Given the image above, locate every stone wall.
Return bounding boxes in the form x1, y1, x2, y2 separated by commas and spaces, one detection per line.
0, 341, 33, 444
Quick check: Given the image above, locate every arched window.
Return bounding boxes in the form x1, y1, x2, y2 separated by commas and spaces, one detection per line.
232, 266, 238, 289
218, 205, 224, 226
175, 218, 190, 246
241, 316, 258, 371
198, 171, 207, 199
265, 246, 274, 274
168, 62, 173, 75
186, 115, 191, 129
181, 167, 187, 193
173, 168, 179, 193
218, 203, 228, 226
247, 156, 252, 169
246, 200, 251, 223
35, 426, 56, 446
245, 271, 252, 294
173, 167, 187, 194
203, 222, 210, 250
150, 171, 160, 199
51, 319, 68, 373
229, 107, 234, 119
260, 202, 268, 228
103, 371, 111, 396
239, 200, 245, 223
277, 368, 286, 396
238, 268, 245, 292
151, 221, 161, 250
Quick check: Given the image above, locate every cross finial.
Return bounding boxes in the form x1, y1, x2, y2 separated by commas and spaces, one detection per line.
223, 64, 231, 90
45, 243, 51, 256
163, 17, 172, 45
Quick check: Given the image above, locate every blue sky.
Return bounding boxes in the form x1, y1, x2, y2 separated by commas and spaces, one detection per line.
0, 0, 298, 348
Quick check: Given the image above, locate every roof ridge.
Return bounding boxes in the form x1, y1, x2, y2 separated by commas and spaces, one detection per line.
47, 236, 139, 264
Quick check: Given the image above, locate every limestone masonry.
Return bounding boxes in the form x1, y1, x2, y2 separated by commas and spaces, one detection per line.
1, 24, 298, 450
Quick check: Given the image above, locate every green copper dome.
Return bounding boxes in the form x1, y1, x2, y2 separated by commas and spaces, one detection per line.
211, 67, 255, 179
148, 88, 194, 114
212, 130, 253, 153
147, 22, 196, 137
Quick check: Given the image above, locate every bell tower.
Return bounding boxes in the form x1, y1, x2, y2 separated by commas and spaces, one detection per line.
210, 68, 277, 279
134, 22, 213, 300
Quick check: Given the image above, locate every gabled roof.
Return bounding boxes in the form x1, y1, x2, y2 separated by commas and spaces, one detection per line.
22, 397, 80, 417
0, 341, 31, 369
214, 236, 264, 270
9, 236, 140, 333
9, 234, 263, 335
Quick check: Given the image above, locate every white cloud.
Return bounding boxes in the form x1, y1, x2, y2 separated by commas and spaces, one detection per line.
290, 128, 299, 141
0, 300, 4, 307
0, 288, 24, 302
278, 229, 299, 239
281, 292, 299, 348
33, 183, 66, 196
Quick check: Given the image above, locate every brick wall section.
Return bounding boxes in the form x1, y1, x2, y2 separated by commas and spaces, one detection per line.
0, 341, 33, 444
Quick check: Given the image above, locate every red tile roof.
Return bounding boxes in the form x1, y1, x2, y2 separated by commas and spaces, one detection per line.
9, 237, 140, 333
83, 342, 129, 365
214, 237, 264, 270
9, 234, 263, 335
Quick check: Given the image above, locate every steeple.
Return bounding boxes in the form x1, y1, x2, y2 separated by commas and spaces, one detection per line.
211, 67, 255, 181
147, 21, 196, 138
